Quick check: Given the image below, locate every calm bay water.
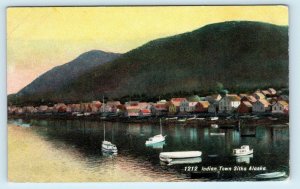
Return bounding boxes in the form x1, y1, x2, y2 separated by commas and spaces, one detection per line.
9, 118, 289, 181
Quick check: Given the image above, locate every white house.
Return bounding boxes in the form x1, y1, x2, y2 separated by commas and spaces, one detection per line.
252, 99, 271, 113
272, 101, 289, 114
218, 94, 241, 113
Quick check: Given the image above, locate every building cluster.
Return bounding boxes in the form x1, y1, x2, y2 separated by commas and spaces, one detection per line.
8, 88, 289, 117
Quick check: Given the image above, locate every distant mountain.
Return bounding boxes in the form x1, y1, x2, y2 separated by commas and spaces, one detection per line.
16, 50, 120, 101
12, 21, 288, 104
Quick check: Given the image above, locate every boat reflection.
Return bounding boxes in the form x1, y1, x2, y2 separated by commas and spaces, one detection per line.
146, 141, 166, 149
161, 157, 202, 166
102, 151, 117, 158
236, 154, 253, 164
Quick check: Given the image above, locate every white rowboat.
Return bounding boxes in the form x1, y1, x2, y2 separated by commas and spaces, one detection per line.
255, 172, 286, 179
160, 151, 202, 162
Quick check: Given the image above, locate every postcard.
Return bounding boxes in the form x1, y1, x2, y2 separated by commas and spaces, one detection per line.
7, 6, 289, 182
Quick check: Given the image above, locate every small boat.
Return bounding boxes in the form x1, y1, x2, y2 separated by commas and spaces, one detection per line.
187, 116, 196, 121
255, 172, 286, 179
178, 118, 187, 122
84, 112, 91, 116
102, 122, 118, 154
146, 134, 166, 145
159, 151, 202, 162
268, 117, 278, 121
76, 113, 84, 117
226, 116, 233, 120
102, 141, 118, 153
195, 117, 205, 120
211, 124, 219, 128
233, 145, 253, 156
210, 117, 219, 121
164, 157, 202, 166
210, 132, 225, 136
165, 117, 178, 120
146, 119, 166, 145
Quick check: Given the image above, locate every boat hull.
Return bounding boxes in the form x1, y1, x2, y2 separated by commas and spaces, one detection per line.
255, 172, 286, 179
159, 151, 202, 161
233, 149, 253, 156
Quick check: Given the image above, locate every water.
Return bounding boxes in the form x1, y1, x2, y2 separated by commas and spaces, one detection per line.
9, 118, 289, 181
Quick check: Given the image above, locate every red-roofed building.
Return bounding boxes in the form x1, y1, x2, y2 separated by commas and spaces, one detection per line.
139, 109, 152, 117
195, 101, 210, 112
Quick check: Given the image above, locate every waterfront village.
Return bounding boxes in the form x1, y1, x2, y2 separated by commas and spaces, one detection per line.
8, 88, 289, 122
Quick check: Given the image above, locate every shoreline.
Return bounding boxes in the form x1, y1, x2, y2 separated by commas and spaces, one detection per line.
8, 113, 289, 127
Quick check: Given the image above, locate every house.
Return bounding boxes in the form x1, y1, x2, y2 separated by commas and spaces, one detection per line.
151, 100, 168, 116
71, 104, 81, 112
268, 88, 277, 96
208, 103, 218, 113
106, 101, 122, 113
272, 101, 289, 114
261, 90, 271, 96
139, 109, 152, 117
125, 107, 140, 117
169, 98, 187, 114
80, 103, 92, 112
178, 99, 189, 113
253, 92, 265, 100
240, 95, 257, 104
38, 105, 48, 113
252, 99, 271, 113
138, 102, 152, 110
186, 102, 198, 112
23, 106, 37, 114
195, 101, 210, 112
278, 95, 289, 102
218, 94, 241, 113
92, 100, 102, 107
15, 107, 24, 114
237, 101, 253, 114
205, 94, 222, 104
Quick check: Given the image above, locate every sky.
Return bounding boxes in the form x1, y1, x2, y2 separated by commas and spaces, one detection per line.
7, 6, 288, 94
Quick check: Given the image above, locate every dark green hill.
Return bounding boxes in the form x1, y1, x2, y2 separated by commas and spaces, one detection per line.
13, 50, 120, 104
13, 21, 288, 104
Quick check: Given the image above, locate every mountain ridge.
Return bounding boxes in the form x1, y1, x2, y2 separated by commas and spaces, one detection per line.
12, 21, 288, 105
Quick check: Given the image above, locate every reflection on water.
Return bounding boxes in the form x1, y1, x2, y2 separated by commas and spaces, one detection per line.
10, 118, 289, 181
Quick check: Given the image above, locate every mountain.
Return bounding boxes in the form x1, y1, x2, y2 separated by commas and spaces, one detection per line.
15, 50, 121, 102
13, 21, 288, 104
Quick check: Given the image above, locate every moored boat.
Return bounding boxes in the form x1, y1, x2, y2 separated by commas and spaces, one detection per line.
233, 145, 253, 156
146, 119, 166, 145
210, 117, 219, 121
211, 124, 219, 128
102, 140, 118, 153
101, 122, 118, 154
146, 134, 166, 145
159, 151, 202, 162
255, 171, 286, 179
164, 157, 202, 166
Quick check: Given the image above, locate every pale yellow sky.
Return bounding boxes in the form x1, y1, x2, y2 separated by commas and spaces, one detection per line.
7, 6, 288, 94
